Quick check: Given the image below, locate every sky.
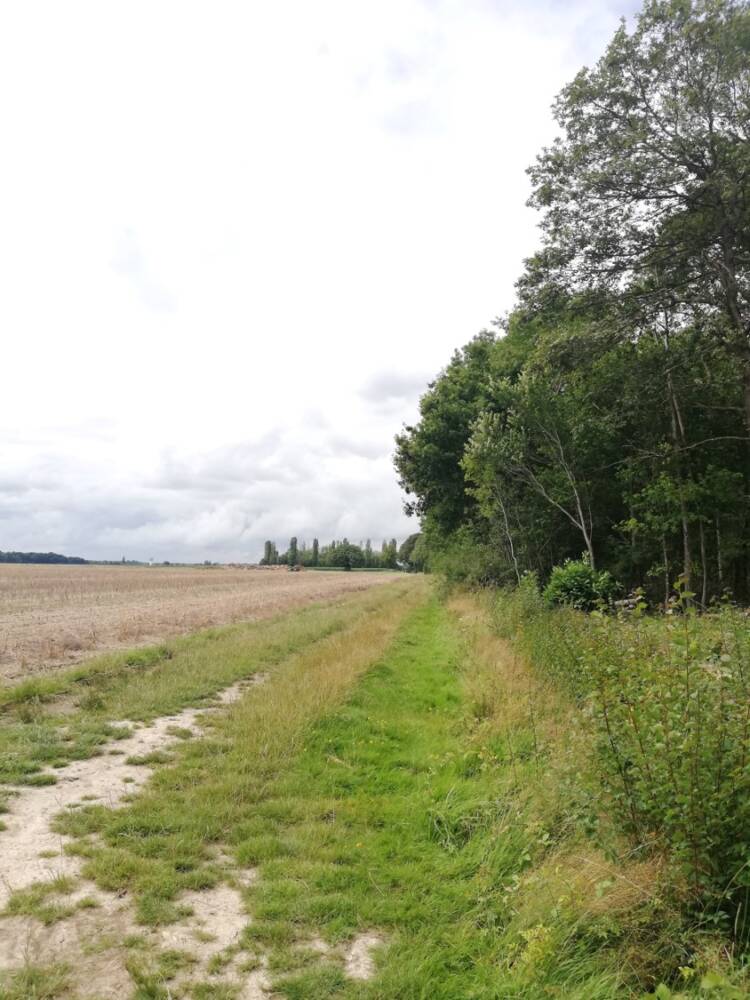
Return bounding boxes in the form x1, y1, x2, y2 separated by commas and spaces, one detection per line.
0, 0, 640, 563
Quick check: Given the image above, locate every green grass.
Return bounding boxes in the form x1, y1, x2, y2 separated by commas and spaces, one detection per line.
239, 598, 630, 998
0, 582, 416, 786
52, 580, 427, 930
56, 592, 643, 997
0, 963, 71, 1000
5, 581, 744, 997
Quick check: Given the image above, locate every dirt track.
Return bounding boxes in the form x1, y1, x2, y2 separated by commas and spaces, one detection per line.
0, 565, 400, 682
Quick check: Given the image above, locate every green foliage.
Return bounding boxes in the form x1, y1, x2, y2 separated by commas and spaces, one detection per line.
543, 559, 620, 611
398, 532, 426, 572
0, 550, 86, 564
393, 1, 750, 605
288, 537, 299, 567
326, 540, 364, 572
495, 589, 750, 925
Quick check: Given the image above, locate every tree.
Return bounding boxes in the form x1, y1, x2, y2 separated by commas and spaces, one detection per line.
328, 540, 365, 571
311, 538, 319, 566
261, 540, 273, 565
398, 533, 425, 571
288, 537, 299, 567
395, 331, 500, 536
526, 0, 750, 436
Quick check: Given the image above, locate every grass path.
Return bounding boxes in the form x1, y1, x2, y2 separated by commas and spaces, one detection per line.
2, 586, 657, 998
0, 581, 417, 787
243, 597, 622, 999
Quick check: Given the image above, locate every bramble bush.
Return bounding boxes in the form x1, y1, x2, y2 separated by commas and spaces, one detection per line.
494, 583, 750, 932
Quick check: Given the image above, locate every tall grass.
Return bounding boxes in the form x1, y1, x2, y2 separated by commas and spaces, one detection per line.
494, 579, 750, 939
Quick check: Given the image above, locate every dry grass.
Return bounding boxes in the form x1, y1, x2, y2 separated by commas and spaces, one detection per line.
0, 564, 401, 682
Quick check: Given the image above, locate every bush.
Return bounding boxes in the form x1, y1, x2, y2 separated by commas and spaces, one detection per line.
543, 559, 620, 610
494, 588, 750, 928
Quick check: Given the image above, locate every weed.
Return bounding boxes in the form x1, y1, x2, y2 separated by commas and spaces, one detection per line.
0, 962, 70, 1000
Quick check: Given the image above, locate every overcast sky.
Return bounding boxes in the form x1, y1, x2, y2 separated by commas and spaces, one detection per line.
1, 0, 640, 563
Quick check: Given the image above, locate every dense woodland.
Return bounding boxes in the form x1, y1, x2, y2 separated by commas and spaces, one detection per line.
396, 0, 750, 607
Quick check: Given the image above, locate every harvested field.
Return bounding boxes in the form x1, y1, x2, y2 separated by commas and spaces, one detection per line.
0, 564, 400, 682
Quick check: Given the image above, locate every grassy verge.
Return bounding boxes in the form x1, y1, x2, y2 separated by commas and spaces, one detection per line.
236, 596, 651, 999
5, 584, 744, 997
52, 579, 429, 930
59, 591, 673, 998
492, 582, 750, 997
0, 582, 417, 786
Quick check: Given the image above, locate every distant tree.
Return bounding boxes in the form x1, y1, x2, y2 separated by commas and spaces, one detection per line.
328, 540, 365, 572
288, 537, 299, 567
261, 540, 273, 565
380, 539, 399, 569
364, 539, 373, 567
312, 538, 319, 566
398, 533, 425, 572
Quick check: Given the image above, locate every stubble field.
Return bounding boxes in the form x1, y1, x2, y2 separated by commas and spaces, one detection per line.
0, 564, 400, 682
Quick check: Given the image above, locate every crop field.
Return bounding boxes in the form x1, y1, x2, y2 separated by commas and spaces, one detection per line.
0, 564, 401, 682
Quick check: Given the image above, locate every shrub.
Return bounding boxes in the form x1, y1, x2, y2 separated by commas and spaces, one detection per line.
543, 559, 620, 611
494, 588, 750, 928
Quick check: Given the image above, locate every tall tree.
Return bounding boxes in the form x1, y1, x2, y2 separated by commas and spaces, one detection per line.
525, 0, 750, 434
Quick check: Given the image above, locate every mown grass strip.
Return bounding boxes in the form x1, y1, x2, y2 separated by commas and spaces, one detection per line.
0, 581, 417, 786
241, 597, 627, 999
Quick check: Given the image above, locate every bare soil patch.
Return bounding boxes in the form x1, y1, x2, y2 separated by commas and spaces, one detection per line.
0, 565, 399, 682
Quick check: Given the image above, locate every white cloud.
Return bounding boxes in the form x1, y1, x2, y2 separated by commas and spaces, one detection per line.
0, 0, 638, 561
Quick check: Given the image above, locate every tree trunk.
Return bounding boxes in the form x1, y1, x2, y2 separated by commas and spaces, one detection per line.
497, 492, 521, 584
699, 519, 708, 608
666, 352, 692, 599
680, 492, 692, 596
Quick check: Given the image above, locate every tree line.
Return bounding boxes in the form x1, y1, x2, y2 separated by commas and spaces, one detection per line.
260, 536, 425, 572
395, 0, 750, 606
0, 550, 88, 564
